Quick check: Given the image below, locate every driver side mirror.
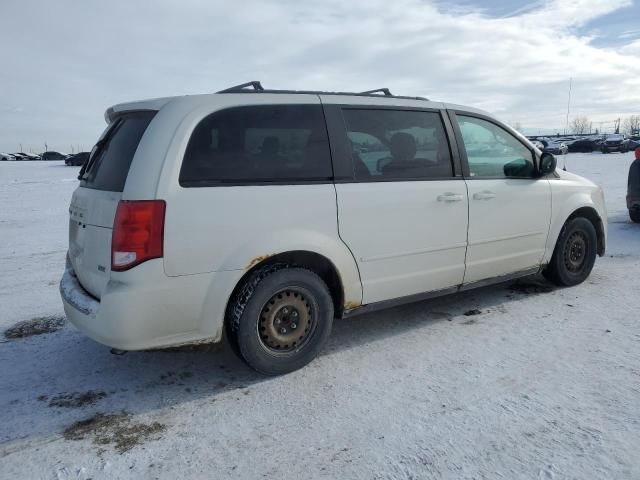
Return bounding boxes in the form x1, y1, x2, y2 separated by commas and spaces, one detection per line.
539, 152, 557, 176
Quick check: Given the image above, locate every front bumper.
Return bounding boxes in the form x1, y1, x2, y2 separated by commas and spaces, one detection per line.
603, 144, 623, 151
60, 258, 229, 350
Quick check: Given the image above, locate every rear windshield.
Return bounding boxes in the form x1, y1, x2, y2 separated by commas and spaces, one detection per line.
80, 111, 156, 192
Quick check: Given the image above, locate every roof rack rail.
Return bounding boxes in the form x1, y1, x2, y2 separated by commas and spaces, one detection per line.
217, 81, 264, 93
360, 88, 392, 96
216, 81, 428, 101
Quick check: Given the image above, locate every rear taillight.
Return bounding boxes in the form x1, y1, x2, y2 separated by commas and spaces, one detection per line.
111, 200, 166, 271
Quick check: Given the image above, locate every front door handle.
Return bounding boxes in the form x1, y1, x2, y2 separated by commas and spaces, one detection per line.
473, 191, 496, 200
437, 192, 464, 202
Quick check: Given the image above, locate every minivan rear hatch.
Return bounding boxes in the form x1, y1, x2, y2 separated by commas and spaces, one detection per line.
69, 111, 156, 299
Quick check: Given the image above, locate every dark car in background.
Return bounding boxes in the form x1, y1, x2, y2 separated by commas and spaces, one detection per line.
65, 152, 90, 166
568, 137, 601, 153
40, 151, 68, 161
602, 134, 629, 154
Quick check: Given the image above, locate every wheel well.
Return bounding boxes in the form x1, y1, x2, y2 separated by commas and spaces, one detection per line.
227, 251, 345, 320
567, 207, 605, 256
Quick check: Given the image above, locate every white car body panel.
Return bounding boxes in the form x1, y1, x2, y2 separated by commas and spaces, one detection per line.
464, 178, 551, 283
161, 183, 363, 306
335, 180, 468, 304
542, 170, 607, 264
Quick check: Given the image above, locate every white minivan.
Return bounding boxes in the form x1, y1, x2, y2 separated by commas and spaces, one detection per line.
61, 82, 607, 375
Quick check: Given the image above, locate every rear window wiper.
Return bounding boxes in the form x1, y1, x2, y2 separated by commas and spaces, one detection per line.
78, 119, 122, 181
78, 143, 101, 180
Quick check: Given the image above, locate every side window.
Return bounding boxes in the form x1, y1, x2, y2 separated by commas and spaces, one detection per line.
342, 109, 453, 180
456, 115, 535, 178
180, 105, 332, 186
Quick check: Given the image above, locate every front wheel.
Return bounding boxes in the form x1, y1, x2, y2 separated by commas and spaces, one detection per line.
227, 267, 334, 375
544, 217, 597, 286
630, 208, 640, 223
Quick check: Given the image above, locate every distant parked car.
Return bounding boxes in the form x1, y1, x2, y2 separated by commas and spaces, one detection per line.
544, 141, 568, 155
1, 152, 16, 161
627, 137, 640, 150
65, 152, 90, 166
568, 138, 598, 153
557, 137, 576, 146
601, 134, 629, 154
15, 152, 40, 160
11, 153, 27, 160
628, 147, 640, 222
40, 151, 68, 161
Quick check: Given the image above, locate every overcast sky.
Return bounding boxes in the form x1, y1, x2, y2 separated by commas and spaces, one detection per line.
1, 0, 639, 153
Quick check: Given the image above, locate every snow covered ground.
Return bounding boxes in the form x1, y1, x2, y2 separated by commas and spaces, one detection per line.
1, 154, 639, 479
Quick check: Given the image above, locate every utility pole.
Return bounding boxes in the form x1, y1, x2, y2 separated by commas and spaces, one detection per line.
564, 77, 572, 135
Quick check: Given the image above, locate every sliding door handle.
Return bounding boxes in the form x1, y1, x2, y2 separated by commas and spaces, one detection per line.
473, 191, 496, 200
437, 192, 464, 202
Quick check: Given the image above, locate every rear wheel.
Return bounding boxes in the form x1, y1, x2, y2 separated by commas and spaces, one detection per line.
630, 208, 640, 223
543, 217, 597, 286
226, 267, 333, 375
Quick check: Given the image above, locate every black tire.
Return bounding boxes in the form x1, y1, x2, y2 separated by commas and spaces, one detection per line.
225, 264, 287, 358
543, 217, 597, 286
630, 208, 640, 223
226, 266, 334, 375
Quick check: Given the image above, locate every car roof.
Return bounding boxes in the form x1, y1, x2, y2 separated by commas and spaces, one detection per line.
106, 93, 492, 124
105, 83, 493, 123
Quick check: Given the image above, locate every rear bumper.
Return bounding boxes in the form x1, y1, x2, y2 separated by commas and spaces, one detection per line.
60, 266, 100, 317
60, 258, 233, 350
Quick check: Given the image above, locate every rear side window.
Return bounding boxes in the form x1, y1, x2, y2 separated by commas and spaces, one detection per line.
179, 105, 332, 186
80, 111, 156, 192
342, 109, 454, 181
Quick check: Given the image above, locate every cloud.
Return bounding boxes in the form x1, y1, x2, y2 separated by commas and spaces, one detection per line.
0, 0, 639, 150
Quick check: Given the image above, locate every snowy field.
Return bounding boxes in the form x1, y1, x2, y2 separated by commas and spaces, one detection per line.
1, 153, 639, 479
